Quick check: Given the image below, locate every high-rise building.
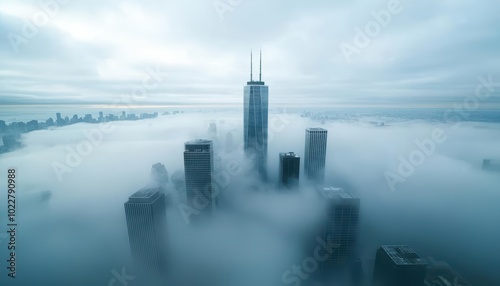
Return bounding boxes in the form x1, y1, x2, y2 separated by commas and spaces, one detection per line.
318, 187, 360, 269
372, 245, 427, 286
244, 50, 269, 179
279, 152, 300, 189
304, 128, 328, 183
151, 162, 169, 188
124, 187, 167, 273
184, 139, 214, 217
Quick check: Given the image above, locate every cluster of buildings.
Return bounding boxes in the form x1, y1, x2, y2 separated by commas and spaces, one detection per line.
122, 52, 472, 285
0, 111, 159, 154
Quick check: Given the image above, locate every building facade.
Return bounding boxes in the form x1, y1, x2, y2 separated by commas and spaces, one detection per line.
184, 139, 214, 216
318, 187, 360, 270
372, 245, 427, 286
124, 187, 167, 273
304, 128, 328, 183
244, 50, 269, 179
279, 152, 300, 189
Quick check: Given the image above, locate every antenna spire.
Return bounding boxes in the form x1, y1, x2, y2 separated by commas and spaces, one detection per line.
259, 49, 262, 82
250, 50, 253, 82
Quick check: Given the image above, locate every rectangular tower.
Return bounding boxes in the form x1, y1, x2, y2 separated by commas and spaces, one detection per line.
244, 50, 268, 179
279, 152, 300, 189
305, 128, 328, 183
184, 139, 214, 216
372, 245, 427, 286
124, 187, 167, 273
318, 187, 360, 269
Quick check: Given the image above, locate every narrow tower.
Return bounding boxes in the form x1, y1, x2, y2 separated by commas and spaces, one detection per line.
243, 50, 269, 179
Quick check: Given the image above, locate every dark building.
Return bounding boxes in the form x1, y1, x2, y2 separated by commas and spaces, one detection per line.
26, 120, 39, 132
184, 140, 214, 217
318, 187, 360, 270
482, 159, 500, 172
244, 50, 269, 179
151, 163, 169, 188
372, 245, 427, 286
124, 187, 167, 273
304, 128, 328, 183
2, 134, 21, 151
279, 152, 300, 189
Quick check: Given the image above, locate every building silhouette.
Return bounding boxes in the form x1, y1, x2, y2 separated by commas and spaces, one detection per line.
244, 50, 268, 179
372, 245, 427, 286
151, 162, 169, 188
304, 128, 328, 183
482, 159, 500, 172
279, 152, 300, 189
184, 139, 214, 217
124, 187, 167, 273
318, 187, 360, 271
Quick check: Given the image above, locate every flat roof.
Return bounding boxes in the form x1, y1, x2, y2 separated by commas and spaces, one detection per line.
381, 245, 427, 266
320, 187, 357, 200
280, 152, 299, 158
186, 139, 212, 144
306, 128, 327, 132
128, 186, 162, 202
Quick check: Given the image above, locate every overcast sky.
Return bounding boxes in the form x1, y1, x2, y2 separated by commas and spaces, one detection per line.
1, 0, 499, 107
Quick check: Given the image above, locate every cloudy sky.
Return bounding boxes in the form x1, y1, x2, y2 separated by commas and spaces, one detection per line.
1, 0, 499, 107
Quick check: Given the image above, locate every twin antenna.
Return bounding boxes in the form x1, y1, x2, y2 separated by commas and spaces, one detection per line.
250, 49, 262, 82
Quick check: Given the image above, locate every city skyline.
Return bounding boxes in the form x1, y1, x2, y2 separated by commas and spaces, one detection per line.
1, 1, 499, 285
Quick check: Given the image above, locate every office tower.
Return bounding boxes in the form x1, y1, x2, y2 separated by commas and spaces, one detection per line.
372, 245, 427, 286
318, 187, 360, 269
244, 50, 269, 179
151, 162, 169, 188
56, 113, 63, 126
279, 152, 300, 189
124, 187, 167, 273
304, 128, 328, 183
184, 139, 214, 216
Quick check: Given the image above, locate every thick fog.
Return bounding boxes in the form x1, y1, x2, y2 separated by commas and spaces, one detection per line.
0, 110, 499, 286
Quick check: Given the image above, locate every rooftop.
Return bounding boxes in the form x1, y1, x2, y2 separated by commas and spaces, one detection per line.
185, 139, 213, 152
320, 187, 357, 200
247, 81, 265, 86
306, 128, 327, 132
280, 152, 300, 158
381, 245, 427, 266
128, 186, 162, 202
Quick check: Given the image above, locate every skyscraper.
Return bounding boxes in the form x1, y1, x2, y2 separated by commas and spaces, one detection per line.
244, 50, 269, 179
304, 128, 328, 183
279, 152, 300, 189
372, 245, 427, 286
124, 187, 167, 273
318, 187, 360, 269
184, 139, 214, 217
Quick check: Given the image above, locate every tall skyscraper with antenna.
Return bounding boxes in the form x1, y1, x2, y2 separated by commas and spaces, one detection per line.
244, 50, 269, 179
